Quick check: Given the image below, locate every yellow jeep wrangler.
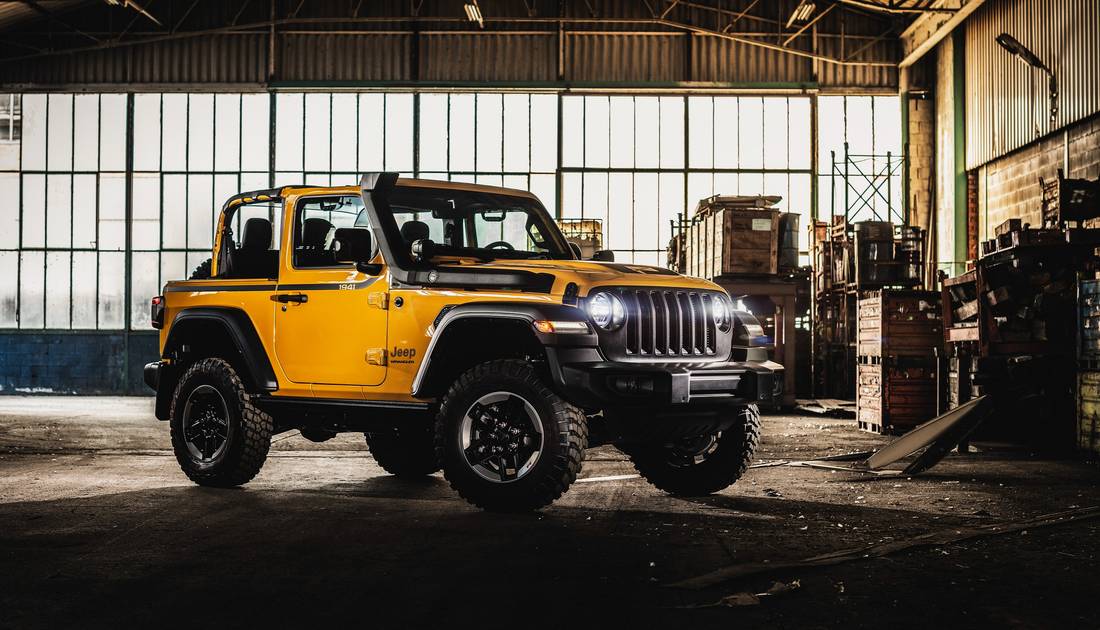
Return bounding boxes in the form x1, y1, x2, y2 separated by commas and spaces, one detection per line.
145, 173, 782, 511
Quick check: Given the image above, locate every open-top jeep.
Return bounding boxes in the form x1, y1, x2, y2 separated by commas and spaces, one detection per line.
145, 173, 782, 511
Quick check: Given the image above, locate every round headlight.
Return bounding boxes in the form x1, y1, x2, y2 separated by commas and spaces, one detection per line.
711, 297, 732, 332
587, 292, 625, 331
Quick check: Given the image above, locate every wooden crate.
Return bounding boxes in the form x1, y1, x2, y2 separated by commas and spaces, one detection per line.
857, 290, 943, 358
1081, 279, 1100, 361
1078, 371, 1100, 455
857, 359, 938, 434
684, 203, 779, 279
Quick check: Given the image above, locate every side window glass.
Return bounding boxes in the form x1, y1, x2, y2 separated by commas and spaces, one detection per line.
294, 195, 364, 268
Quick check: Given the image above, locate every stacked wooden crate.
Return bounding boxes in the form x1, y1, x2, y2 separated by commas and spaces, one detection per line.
683, 195, 781, 280
855, 290, 943, 434
1079, 279, 1100, 456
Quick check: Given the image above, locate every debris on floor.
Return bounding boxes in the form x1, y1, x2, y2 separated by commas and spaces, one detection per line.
677, 580, 802, 609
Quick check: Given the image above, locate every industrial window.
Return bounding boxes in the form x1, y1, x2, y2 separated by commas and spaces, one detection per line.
0, 90, 901, 332
560, 95, 814, 264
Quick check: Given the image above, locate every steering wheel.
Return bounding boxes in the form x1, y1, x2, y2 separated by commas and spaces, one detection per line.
485, 240, 515, 251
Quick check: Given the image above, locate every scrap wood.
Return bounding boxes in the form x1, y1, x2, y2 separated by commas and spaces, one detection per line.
668, 505, 1100, 590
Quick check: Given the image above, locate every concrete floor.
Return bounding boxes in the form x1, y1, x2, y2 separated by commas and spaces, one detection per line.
2, 397, 1099, 629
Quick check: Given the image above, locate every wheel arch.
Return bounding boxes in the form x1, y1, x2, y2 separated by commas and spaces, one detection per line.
156, 307, 278, 420
411, 302, 595, 400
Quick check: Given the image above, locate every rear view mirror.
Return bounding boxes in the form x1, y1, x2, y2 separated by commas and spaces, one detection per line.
592, 250, 615, 262
333, 228, 373, 263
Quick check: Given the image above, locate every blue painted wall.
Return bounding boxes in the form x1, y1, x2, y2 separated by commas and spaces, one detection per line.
0, 332, 158, 395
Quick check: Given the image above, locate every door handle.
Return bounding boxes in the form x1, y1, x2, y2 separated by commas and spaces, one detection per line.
273, 293, 308, 304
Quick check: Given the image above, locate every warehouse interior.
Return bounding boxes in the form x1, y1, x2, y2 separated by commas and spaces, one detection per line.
1, 0, 1099, 627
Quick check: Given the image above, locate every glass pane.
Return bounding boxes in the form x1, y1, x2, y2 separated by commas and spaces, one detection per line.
162, 174, 186, 250
19, 251, 44, 328
71, 251, 96, 329
99, 94, 127, 172
304, 93, 331, 171
0, 251, 16, 327
582, 173, 608, 230
274, 93, 304, 171
448, 94, 475, 173
358, 94, 384, 172
240, 94, 270, 172
658, 172, 684, 256
658, 97, 684, 169
47, 94, 74, 172
584, 96, 609, 168
502, 94, 530, 173
418, 93, 448, 172
330, 94, 357, 172
764, 173, 789, 211
476, 93, 503, 173
609, 96, 634, 169
45, 174, 72, 249
130, 251, 158, 330
633, 97, 659, 169
817, 96, 845, 172
97, 251, 125, 329
560, 172, 582, 218
21, 174, 45, 248
560, 96, 583, 168
384, 93, 414, 172
632, 173, 658, 253
740, 172, 764, 196
688, 96, 713, 169
161, 94, 188, 172
789, 173, 812, 252
0, 173, 18, 249
99, 173, 126, 251
846, 96, 874, 156
21, 94, 47, 171
133, 94, 162, 171
687, 172, 713, 214
187, 175, 214, 250
762, 97, 788, 169
607, 173, 633, 251
131, 173, 160, 250
214, 93, 242, 172
529, 95, 557, 173
72, 174, 96, 250
788, 97, 812, 170
714, 97, 739, 169
160, 250, 187, 286
738, 97, 763, 169
529, 173, 556, 218
73, 94, 99, 171
45, 251, 70, 329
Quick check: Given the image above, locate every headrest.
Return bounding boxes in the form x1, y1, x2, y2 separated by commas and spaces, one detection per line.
241, 218, 272, 251
302, 217, 333, 247
400, 220, 430, 243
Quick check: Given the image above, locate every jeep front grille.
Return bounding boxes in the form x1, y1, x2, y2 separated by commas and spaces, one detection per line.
614, 288, 717, 357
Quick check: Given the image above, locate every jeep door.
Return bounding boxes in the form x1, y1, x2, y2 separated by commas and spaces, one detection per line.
272, 193, 388, 388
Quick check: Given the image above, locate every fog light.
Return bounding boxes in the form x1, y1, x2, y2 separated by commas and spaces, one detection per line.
608, 376, 655, 396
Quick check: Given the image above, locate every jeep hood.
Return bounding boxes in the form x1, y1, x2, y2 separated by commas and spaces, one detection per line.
467, 259, 723, 295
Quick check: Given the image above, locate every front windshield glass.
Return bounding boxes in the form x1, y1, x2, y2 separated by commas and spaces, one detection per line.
385, 185, 572, 260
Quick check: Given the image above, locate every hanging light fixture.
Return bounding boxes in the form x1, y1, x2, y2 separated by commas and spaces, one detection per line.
785, 0, 816, 28
464, 1, 485, 28
996, 32, 1058, 125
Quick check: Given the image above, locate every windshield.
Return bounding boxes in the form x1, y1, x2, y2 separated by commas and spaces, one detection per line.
384, 185, 572, 261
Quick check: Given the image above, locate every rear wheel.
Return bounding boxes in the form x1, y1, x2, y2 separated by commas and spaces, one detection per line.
628, 404, 760, 496
365, 424, 440, 477
435, 360, 587, 512
169, 358, 272, 487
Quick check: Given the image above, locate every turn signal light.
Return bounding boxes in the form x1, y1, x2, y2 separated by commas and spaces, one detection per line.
533, 320, 589, 334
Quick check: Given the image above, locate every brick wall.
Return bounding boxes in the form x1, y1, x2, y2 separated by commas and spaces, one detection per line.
0, 332, 158, 395
908, 95, 935, 233
979, 113, 1100, 236
933, 37, 957, 272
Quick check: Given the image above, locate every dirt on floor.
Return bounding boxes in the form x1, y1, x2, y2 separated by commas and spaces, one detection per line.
1, 397, 1098, 629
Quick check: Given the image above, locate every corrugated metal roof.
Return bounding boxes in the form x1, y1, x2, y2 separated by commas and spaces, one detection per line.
965, 0, 1100, 168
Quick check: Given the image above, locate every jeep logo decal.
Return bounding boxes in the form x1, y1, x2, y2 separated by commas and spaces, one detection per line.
392, 346, 416, 359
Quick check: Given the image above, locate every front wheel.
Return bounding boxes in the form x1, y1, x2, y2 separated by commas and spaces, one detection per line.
627, 405, 760, 496
435, 360, 588, 512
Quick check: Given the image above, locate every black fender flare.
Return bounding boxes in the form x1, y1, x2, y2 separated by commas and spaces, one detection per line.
410, 302, 597, 398
155, 307, 279, 420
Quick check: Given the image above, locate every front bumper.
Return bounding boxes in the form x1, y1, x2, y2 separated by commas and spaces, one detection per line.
555, 356, 783, 408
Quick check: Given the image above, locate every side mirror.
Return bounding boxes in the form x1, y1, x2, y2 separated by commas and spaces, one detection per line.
591, 249, 615, 262
568, 242, 583, 259
410, 238, 435, 262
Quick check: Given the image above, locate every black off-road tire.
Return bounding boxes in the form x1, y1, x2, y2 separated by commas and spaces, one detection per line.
169, 357, 273, 487
188, 258, 212, 280
365, 424, 441, 477
435, 360, 588, 512
628, 404, 760, 496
